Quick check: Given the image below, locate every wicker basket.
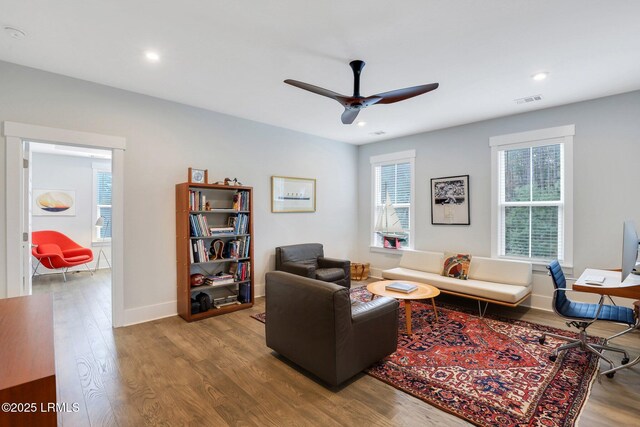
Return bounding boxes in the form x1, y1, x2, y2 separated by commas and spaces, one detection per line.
350, 262, 370, 281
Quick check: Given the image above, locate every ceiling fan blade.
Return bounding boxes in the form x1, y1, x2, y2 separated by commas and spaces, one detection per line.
284, 79, 349, 104
373, 83, 439, 104
341, 109, 360, 124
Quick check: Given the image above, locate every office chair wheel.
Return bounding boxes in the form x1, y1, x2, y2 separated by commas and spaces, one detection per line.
548, 354, 557, 362
538, 336, 545, 345
622, 357, 630, 365
605, 372, 615, 379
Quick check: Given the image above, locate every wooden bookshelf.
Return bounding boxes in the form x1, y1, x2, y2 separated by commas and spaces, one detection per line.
176, 182, 254, 322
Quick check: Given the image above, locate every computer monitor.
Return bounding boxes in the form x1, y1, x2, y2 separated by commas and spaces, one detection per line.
621, 220, 639, 282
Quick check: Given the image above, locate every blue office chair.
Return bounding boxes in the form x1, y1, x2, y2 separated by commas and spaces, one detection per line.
539, 260, 633, 378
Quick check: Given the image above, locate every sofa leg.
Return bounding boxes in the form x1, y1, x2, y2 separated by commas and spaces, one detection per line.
477, 301, 489, 318
62, 268, 67, 282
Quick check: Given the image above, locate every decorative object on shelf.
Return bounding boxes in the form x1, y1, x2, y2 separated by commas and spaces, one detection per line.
188, 167, 208, 184
190, 273, 205, 287
223, 177, 243, 186
431, 175, 470, 225
33, 189, 76, 216
204, 201, 211, 211
209, 239, 225, 260
271, 176, 316, 213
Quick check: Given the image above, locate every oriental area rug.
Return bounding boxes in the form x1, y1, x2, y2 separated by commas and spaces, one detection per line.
253, 287, 601, 427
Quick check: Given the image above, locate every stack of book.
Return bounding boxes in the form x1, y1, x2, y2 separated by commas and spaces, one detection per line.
232, 213, 249, 234
226, 236, 251, 259
189, 190, 207, 211
204, 274, 234, 286
209, 226, 234, 235
230, 261, 250, 281
233, 191, 250, 211
190, 240, 210, 263
238, 283, 251, 303
189, 214, 211, 237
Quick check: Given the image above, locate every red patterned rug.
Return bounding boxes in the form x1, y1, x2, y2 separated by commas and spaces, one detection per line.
253, 287, 601, 427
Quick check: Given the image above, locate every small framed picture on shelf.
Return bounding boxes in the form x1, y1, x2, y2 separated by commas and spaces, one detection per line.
271, 176, 316, 213
227, 216, 237, 228
188, 167, 208, 184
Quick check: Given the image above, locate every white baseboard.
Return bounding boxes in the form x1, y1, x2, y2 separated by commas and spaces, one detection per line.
255, 281, 265, 298
123, 300, 177, 326
524, 294, 553, 312
122, 282, 265, 327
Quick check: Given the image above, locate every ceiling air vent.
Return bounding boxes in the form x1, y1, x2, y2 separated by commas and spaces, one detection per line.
514, 94, 543, 105
371, 131, 387, 136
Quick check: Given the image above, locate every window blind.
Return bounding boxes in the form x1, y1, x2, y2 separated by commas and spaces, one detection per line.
97, 171, 112, 239
373, 161, 411, 247
498, 143, 563, 260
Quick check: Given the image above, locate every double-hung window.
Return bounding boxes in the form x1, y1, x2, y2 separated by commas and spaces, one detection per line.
491, 126, 574, 266
370, 150, 415, 250
93, 164, 112, 242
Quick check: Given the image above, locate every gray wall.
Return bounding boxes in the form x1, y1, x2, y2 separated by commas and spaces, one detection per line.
358, 90, 640, 309
0, 61, 358, 319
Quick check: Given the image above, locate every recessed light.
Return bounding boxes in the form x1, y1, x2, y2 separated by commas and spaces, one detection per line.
3, 26, 26, 39
532, 72, 549, 81
144, 51, 161, 62
356, 121, 367, 127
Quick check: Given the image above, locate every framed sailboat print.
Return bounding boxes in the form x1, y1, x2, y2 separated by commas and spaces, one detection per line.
431, 175, 470, 225
271, 176, 316, 213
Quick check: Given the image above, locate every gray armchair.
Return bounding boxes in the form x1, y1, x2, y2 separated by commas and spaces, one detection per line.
265, 271, 399, 386
275, 243, 351, 289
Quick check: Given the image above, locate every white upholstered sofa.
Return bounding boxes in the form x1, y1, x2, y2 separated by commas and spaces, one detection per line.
382, 250, 532, 312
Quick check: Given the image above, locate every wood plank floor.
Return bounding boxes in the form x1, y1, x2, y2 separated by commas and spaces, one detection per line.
32, 271, 640, 426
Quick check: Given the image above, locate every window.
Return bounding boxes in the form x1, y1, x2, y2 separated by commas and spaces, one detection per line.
93, 165, 112, 241
491, 126, 574, 265
370, 150, 415, 249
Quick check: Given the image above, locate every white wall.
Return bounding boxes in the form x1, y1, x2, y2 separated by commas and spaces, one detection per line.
358, 90, 640, 310
0, 60, 358, 321
31, 152, 111, 272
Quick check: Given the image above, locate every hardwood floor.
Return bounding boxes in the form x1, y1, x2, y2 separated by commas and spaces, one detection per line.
32, 272, 639, 426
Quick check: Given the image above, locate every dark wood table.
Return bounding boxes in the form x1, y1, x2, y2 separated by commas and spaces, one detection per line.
0, 294, 57, 427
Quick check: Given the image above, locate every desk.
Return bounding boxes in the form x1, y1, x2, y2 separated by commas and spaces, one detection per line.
574, 268, 640, 377
573, 268, 640, 299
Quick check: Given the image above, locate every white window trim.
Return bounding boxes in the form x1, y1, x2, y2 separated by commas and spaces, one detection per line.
370, 150, 416, 252
92, 162, 112, 244
490, 125, 574, 268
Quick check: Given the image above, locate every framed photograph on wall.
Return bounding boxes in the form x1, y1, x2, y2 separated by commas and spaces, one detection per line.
271, 176, 316, 213
431, 175, 469, 225
33, 189, 76, 216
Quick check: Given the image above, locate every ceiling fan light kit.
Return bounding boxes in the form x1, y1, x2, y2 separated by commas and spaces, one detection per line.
285, 60, 439, 124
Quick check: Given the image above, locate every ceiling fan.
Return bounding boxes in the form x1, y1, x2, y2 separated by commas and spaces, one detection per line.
284, 60, 439, 124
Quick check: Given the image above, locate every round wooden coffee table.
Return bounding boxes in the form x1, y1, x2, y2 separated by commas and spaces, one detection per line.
367, 280, 440, 335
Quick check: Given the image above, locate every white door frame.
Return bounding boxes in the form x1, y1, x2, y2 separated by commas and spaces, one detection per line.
3, 121, 126, 327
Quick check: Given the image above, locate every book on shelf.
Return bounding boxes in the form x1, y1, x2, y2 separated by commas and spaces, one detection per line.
385, 282, 418, 293
239, 282, 251, 303
232, 190, 250, 211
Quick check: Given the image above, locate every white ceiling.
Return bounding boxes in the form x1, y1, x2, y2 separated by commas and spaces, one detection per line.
1, 1, 640, 144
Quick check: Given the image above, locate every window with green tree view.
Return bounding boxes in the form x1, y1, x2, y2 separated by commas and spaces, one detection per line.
492, 126, 574, 265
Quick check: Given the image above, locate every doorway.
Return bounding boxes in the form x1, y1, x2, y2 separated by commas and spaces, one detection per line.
29, 142, 113, 319
3, 121, 126, 327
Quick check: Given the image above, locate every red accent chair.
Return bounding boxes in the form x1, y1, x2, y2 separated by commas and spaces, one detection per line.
32, 231, 94, 281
